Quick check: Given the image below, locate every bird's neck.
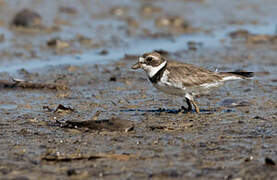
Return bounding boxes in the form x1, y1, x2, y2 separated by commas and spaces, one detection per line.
148, 61, 167, 83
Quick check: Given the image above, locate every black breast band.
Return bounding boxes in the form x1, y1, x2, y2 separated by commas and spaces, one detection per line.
149, 62, 167, 83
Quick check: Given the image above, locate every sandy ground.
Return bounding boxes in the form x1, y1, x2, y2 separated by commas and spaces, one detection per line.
0, 0, 276, 179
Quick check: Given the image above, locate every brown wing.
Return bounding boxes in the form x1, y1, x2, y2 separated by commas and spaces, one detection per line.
166, 61, 223, 87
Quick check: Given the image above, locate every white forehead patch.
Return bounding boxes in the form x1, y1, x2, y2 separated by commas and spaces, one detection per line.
139, 57, 145, 63
142, 61, 167, 78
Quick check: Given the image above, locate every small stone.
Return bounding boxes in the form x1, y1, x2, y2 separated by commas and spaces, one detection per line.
59, 6, 77, 14
188, 41, 197, 51
265, 157, 276, 166
0, 167, 11, 175
109, 76, 117, 81
47, 38, 69, 49
0, 34, 4, 43
99, 49, 108, 55
12, 9, 42, 28
172, 17, 188, 28
155, 17, 171, 27
232, 178, 242, 180
155, 16, 189, 28
229, 30, 249, 38
125, 126, 134, 132
110, 7, 127, 17
141, 4, 161, 15
244, 156, 253, 162
76, 34, 92, 45
67, 169, 77, 176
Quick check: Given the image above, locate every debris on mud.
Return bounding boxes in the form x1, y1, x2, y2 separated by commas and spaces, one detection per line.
0, 34, 4, 43
244, 156, 254, 162
47, 38, 70, 49
187, 41, 202, 51
67, 169, 78, 176
11, 9, 42, 28
220, 98, 252, 107
149, 169, 181, 179
229, 30, 249, 38
155, 16, 188, 28
54, 104, 74, 113
42, 153, 136, 162
98, 49, 109, 55
121, 54, 139, 61
148, 122, 193, 131
59, 6, 77, 15
265, 157, 276, 166
252, 116, 267, 120
140, 4, 162, 16
42, 105, 54, 112
109, 76, 117, 81
148, 125, 166, 131
154, 16, 197, 34
110, 6, 128, 17
43, 104, 74, 113
0, 79, 68, 90
57, 117, 134, 132
229, 30, 277, 44
76, 34, 93, 46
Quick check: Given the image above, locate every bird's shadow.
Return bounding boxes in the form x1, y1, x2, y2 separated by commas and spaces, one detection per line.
120, 107, 216, 114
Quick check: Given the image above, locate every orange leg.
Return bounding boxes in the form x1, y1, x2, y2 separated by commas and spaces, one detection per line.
191, 100, 200, 113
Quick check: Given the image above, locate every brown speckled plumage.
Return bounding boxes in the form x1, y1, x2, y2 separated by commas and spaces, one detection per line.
131, 51, 253, 113
165, 61, 224, 87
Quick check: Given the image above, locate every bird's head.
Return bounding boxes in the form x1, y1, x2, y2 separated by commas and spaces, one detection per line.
131, 52, 167, 77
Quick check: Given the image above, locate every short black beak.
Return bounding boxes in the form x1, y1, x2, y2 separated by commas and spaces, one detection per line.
131, 62, 141, 69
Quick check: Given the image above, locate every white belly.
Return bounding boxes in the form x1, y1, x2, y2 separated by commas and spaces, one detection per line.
153, 82, 186, 96
150, 70, 225, 96
152, 70, 187, 96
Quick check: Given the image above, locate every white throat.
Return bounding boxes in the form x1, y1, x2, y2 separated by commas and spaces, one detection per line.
143, 61, 167, 78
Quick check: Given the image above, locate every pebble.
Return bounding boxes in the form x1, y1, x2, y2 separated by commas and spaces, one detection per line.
12, 9, 42, 28
265, 157, 276, 166
47, 38, 69, 49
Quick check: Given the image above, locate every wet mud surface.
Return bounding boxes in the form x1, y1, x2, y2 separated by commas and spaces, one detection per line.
0, 0, 277, 179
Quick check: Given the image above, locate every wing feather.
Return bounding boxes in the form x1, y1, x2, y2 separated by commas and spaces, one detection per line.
166, 61, 223, 87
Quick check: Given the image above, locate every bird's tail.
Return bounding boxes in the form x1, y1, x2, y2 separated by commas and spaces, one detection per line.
219, 71, 254, 81
226, 71, 254, 78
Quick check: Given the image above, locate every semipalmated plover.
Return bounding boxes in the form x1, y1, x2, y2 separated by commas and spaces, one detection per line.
131, 51, 253, 113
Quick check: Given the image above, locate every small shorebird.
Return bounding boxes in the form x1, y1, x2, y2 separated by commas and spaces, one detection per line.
131, 51, 253, 113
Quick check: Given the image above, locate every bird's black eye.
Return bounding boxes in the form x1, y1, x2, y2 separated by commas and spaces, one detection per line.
146, 57, 153, 62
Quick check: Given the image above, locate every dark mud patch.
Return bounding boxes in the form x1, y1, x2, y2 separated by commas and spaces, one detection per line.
42, 152, 135, 162
57, 117, 134, 132
0, 79, 68, 90
120, 107, 216, 115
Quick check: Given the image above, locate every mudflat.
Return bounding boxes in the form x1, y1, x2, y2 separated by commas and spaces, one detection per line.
0, 0, 276, 179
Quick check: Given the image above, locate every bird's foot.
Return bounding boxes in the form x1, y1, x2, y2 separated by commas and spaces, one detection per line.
181, 106, 193, 113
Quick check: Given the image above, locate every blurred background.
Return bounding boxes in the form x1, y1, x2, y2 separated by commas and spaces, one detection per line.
0, 0, 277, 73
